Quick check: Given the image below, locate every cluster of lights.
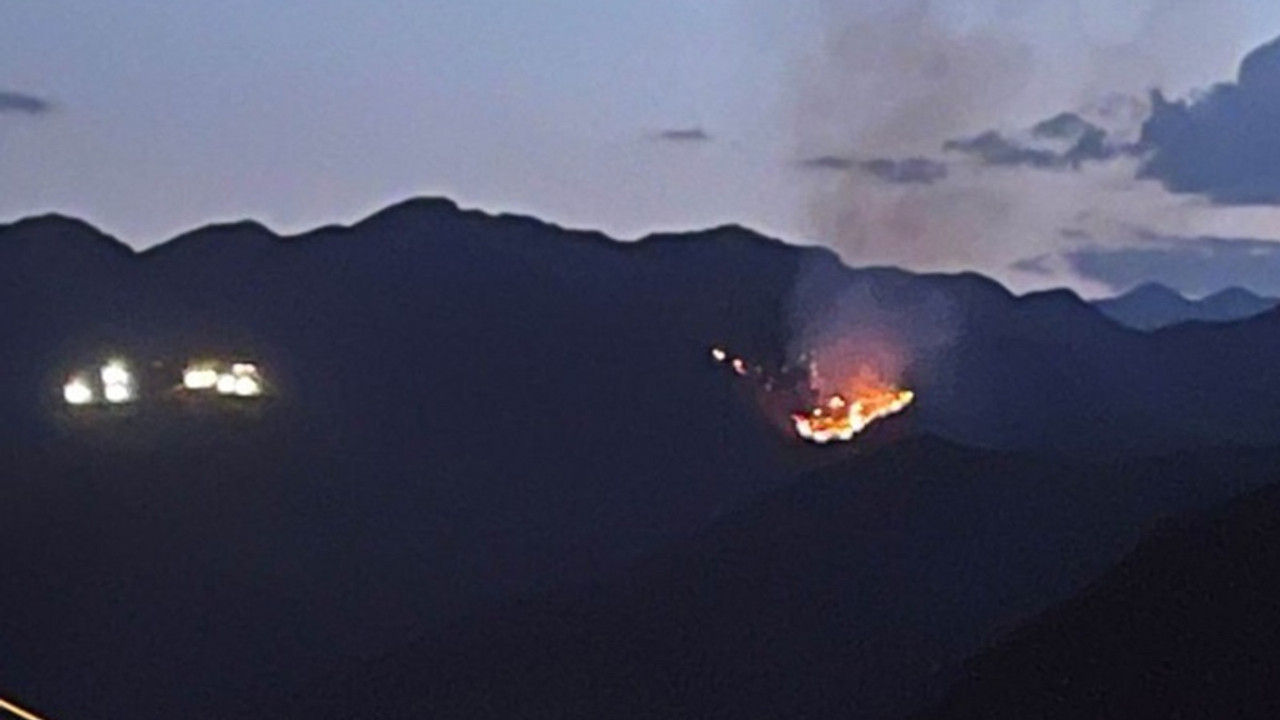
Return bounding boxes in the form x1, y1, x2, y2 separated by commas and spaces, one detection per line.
183, 361, 263, 398
62, 360, 136, 406
62, 356, 267, 407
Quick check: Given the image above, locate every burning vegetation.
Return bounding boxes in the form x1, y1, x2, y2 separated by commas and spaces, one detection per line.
711, 346, 915, 444
791, 384, 915, 444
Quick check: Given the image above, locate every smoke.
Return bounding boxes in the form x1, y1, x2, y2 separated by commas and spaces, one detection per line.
791, 0, 1039, 271
785, 253, 962, 395
794, 2, 1038, 155
783, 0, 1267, 291
766, 0, 1280, 393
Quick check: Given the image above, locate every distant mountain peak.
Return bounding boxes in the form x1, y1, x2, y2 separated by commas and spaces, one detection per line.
352, 196, 468, 230
1202, 286, 1269, 303
1093, 282, 1278, 330
1124, 282, 1187, 301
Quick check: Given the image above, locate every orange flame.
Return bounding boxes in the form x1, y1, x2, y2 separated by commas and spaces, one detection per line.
791, 385, 915, 444
710, 345, 915, 444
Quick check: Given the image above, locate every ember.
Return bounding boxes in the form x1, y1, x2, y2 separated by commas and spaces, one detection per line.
710, 346, 755, 378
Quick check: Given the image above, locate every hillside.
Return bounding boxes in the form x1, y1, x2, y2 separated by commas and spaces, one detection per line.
924, 477, 1280, 720
285, 437, 1280, 720
5, 199, 1280, 717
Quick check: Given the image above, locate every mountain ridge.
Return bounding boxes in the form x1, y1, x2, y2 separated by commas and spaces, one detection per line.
7, 196, 1280, 456
1093, 281, 1278, 330
6, 196, 1280, 717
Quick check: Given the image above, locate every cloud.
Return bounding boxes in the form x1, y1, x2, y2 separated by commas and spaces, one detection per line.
859, 157, 948, 185
944, 113, 1133, 170
0, 90, 52, 115
1060, 233, 1280, 296
1137, 36, 1280, 204
944, 131, 1060, 169
797, 154, 948, 184
654, 127, 711, 143
1032, 112, 1097, 140
1009, 253, 1055, 276
799, 155, 856, 171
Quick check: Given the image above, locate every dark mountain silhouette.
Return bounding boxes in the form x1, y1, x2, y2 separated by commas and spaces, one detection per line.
1093, 282, 1278, 330
4, 198, 1280, 717
922, 476, 1280, 720
284, 437, 1280, 720
0, 201, 805, 718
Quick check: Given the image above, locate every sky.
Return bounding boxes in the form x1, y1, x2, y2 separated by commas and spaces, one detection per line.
6, 0, 1280, 296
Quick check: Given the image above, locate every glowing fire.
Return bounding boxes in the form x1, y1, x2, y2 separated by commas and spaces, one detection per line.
710, 344, 915, 444
791, 385, 915, 444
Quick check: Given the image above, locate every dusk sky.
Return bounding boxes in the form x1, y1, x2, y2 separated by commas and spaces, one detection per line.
8, 0, 1280, 295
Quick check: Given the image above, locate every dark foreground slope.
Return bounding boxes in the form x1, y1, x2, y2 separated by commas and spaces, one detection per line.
923, 473, 1280, 720
287, 437, 1280, 720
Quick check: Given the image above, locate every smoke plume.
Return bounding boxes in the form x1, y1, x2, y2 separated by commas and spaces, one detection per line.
791, 1, 1043, 271
782, 0, 1266, 294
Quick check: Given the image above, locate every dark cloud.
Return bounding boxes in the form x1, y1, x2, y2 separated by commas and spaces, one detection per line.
0, 90, 52, 115
859, 157, 948, 184
1031, 112, 1096, 140
944, 131, 1061, 169
1138, 36, 1280, 204
1009, 253, 1054, 276
799, 155, 857, 171
944, 114, 1132, 170
1062, 234, 1280, 296
798, 155, 948, 184
655, 127, 711, 142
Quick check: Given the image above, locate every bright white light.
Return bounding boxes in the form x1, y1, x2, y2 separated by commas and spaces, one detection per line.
100, 362, 131, 387
215, 373, 238, 395
183, 367, 219, 390
103, 382, 133, 404
232, 363, 257, 375
233, 376, 262, 397
63, 378, 94, 406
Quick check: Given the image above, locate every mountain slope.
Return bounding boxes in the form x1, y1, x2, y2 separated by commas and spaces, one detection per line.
923, 477, 1280, 720
5, 198, 1280, 717
0, 202, 810, 719
8, 199, 1280, 455
285, 437, 1280, 720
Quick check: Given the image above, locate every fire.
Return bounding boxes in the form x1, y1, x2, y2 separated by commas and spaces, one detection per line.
791, 385, 915, 444
710, 344, 915, 444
